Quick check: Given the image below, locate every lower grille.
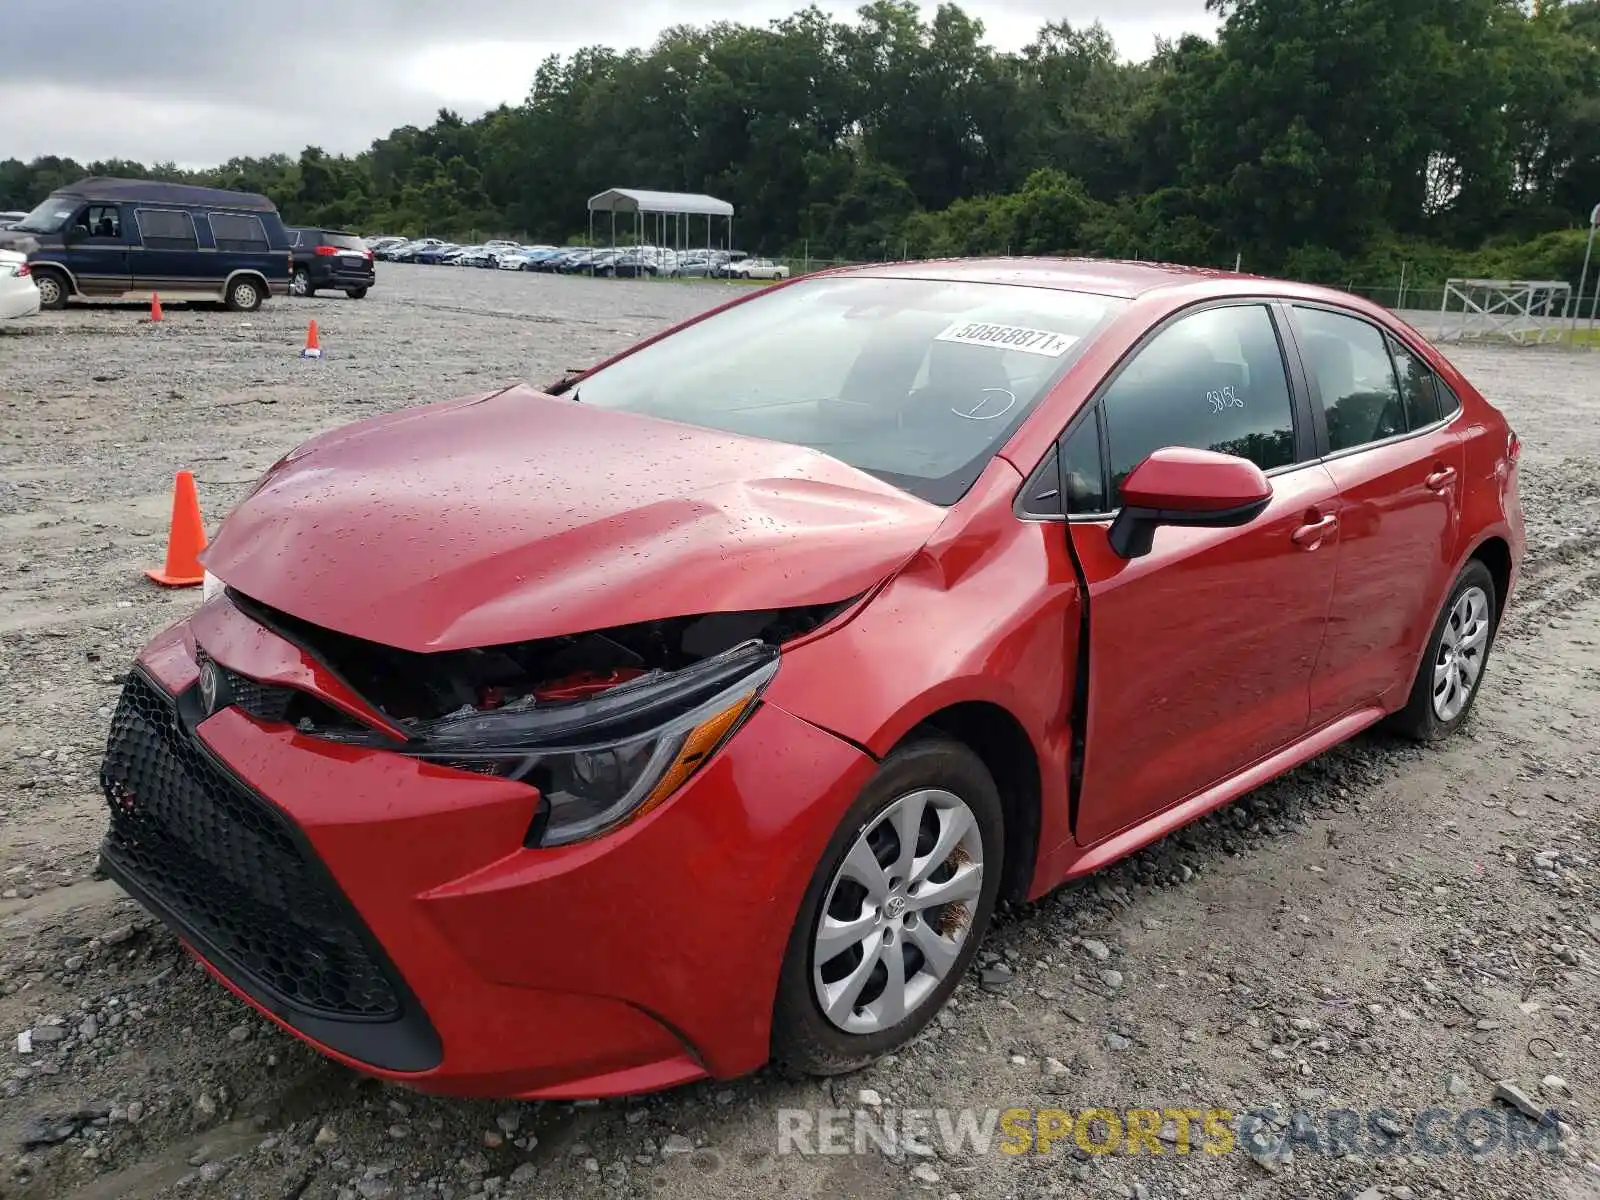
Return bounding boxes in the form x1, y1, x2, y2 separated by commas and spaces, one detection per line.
99, 670, 400, 1020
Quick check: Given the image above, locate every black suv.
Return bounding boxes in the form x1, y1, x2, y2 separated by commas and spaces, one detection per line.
287, 228, 374, 299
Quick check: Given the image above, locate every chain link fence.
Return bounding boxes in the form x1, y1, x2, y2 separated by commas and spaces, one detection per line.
471, 242, 1600, 349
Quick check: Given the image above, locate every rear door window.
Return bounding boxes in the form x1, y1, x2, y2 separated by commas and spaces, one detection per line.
134, 208, 199, 250
1293, 307, 1406, 452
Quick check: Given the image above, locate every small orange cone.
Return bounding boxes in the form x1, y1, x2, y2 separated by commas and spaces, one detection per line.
148, 293, 163, 322
300, 320, 322, 358
145, 470, 207, 587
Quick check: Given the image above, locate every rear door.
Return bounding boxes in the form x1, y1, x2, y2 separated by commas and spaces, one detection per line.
129, 208, 203, 293
62, 203, 133, 296
1065, 302, 1343, 847
1286, 305, 1466, 723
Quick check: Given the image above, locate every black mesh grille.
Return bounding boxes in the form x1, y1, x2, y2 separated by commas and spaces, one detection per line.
99, 670, 401, 1020
221, 663, 296, 724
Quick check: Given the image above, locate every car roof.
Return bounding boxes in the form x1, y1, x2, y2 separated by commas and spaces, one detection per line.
833, 256, 1281, 300
50, 176, 277, 213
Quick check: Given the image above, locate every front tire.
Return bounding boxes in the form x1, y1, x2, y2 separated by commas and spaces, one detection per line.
225, 277, 263, 312
771, 739, 1003, 1077
1387, 559, 1497, 742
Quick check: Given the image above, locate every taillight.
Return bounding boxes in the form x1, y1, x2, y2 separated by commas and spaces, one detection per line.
364, 249, 374, 261
314, 245, 339, 257
15, 262, 28, 277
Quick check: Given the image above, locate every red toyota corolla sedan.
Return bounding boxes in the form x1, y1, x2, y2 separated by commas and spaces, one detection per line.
99, 259, 1523, 1099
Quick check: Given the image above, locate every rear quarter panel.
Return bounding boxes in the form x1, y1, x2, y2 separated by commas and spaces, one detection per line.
1395, 330, 1524, 600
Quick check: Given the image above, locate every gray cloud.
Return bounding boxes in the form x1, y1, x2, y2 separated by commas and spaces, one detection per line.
0, 0, 1212, 165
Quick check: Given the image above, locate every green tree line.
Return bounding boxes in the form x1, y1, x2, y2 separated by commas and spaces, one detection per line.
4, 0, 1599, 294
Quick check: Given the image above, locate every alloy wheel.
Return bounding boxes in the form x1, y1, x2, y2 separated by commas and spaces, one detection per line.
812, 788, 983, 1035
1433, 584, 1490, 722
35, 274, 63, 308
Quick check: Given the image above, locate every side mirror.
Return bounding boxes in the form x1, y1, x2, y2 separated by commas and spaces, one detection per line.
1107, 447, 1273, 560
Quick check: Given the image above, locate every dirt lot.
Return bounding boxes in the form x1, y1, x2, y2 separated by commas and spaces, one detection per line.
1, 265, 1598, 1200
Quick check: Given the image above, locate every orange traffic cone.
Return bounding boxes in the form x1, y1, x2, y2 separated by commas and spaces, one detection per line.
300, 320, 322, 358
148, 293, 163, 322
145, 470, 207, 587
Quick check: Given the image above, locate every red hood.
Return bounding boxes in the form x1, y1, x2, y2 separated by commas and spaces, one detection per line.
203, 386, 943, 652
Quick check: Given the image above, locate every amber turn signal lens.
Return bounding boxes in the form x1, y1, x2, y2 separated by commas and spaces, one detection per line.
630, 689, 758, 824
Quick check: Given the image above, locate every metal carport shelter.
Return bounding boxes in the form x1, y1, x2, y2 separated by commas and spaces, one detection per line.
586, 188, 735, 259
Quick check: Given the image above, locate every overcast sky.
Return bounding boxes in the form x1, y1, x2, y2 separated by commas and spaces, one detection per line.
1, 0, 1215, 168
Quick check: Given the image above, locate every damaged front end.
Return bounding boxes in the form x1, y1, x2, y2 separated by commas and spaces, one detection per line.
221, 592, 851, 846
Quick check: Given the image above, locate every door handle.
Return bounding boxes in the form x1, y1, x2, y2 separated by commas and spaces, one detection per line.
1426, 466, 1457, 491
1291, 514, 1338, 549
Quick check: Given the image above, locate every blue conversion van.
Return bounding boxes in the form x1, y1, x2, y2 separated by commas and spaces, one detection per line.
0, 177, 293, 311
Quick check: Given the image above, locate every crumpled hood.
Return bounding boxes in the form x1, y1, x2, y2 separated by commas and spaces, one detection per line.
203, 385, 945, 652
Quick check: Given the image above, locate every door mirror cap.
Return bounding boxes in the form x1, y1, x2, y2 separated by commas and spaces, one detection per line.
1108, 447, 1273, 560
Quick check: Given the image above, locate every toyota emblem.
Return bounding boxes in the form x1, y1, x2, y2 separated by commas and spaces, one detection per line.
198, 661, 221, 714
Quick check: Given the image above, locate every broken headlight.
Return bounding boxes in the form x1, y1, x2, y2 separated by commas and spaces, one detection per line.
406, 640, 779, 846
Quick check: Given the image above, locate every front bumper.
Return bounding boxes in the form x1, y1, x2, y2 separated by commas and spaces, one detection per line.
98, 602, 875, 1098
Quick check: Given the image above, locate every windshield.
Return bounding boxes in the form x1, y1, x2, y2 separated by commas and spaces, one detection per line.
12, 196, 77, 234
568, 275, 1127, 505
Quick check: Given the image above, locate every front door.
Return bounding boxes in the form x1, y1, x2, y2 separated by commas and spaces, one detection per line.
61, 203, 132, 296
1287, 305, 1466, 723
129, 207, 203, 295
1065, 302, 1343, 847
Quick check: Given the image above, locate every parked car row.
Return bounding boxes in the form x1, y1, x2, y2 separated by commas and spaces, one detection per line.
363, 236, 786, 280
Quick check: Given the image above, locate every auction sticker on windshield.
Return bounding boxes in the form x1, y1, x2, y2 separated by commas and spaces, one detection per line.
935, 320, 1078, 357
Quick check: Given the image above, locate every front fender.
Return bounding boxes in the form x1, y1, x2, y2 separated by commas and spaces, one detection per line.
763, 468, 1080, 891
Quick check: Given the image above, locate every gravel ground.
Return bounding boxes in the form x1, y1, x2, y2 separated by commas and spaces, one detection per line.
1, 264, 1598, 1200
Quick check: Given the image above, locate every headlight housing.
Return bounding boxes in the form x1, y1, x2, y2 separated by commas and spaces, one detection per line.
403, 640, 779, 846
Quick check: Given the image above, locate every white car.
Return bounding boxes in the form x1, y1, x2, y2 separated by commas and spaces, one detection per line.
735, 257, 791, 280
0, 250, 40, 322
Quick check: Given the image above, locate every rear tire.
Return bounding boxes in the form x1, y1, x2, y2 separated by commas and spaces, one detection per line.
290, 267, 312, 298
771, 739, 1003, 1077
1386, 559, 1497, 742
224, 277, 263, 312
33, 268, 69, 310
346, 287, 368, 299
